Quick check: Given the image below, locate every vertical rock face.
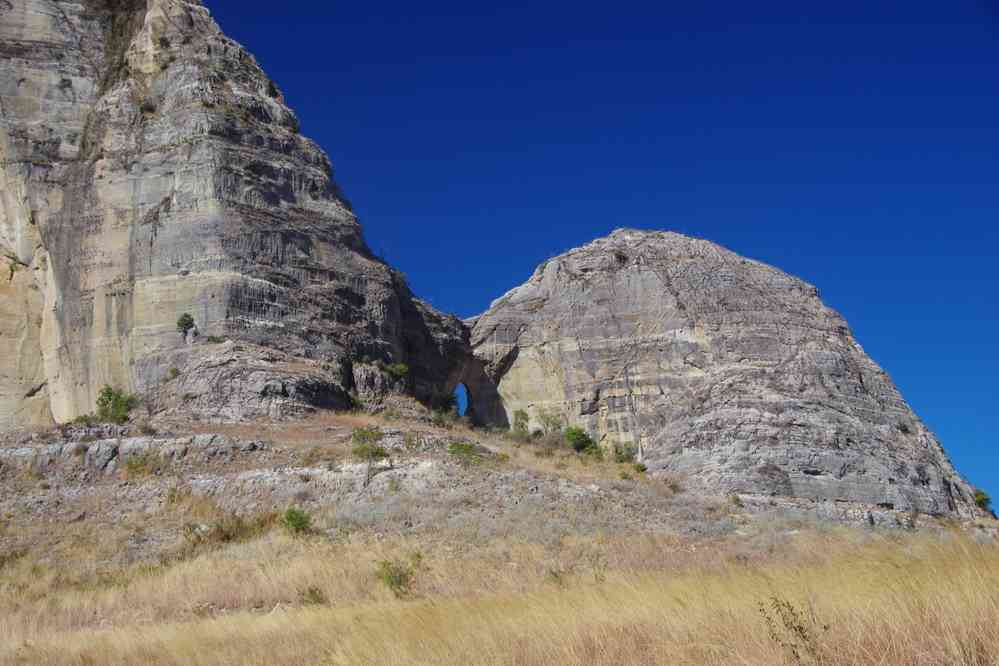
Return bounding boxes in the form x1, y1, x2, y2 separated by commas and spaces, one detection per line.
0, 0, 464, 427
470, 229, 979, 517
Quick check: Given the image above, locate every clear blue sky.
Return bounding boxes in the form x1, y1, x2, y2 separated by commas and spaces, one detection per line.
205, 0, 998, 498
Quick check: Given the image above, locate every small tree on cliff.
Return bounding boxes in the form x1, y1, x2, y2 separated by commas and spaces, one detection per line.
176, 313, 195, 336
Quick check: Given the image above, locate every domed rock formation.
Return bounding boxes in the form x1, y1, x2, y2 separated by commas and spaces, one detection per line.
469, 229, 979, 517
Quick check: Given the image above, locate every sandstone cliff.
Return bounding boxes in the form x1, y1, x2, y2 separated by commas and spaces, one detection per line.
0, 0, 464, 427
469, 229, 979, 517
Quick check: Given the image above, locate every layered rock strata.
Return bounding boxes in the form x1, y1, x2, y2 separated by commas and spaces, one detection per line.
469, 229, 979, 517
0, 0, 464, 427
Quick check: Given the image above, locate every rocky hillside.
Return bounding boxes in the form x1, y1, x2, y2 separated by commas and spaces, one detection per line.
0, 2, 984, 520
469, 229, 980, 517
0, 0, 467, 429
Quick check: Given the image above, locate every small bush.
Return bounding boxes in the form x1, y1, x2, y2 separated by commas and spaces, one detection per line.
281, 507, 312, 534
385, 363, 409, 380
182, 512, 277, 550
975, 489, 992, 511
374, 553, 422, 599
96, 386, 138, 425
206, 335, 227, 344
633, 462, 648, 474
564, 427, 600, 457
176, 313, 195, 335
166, 367, 180, 381
511, 409, 530, 440
299, 586, 327, 605
564, 426, 592, 452
352, 425, 384, 446
448, 440, 482, 466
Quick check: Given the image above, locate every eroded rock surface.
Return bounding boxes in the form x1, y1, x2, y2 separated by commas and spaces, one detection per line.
470, 229, 980, 517
0, 0, 463, 427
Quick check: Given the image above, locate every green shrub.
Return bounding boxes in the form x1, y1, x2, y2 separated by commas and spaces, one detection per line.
176, 313, 195, 335
281, 507, 312, 534
448, 440, 482, 466
633, 462, 648, 474
374, 553, 422, 599
96, 386, 138, 425
564, 426, 597, 454
206, 335, 227, 344
167, 367, 180, 381
385, 363, 409, 380
974, 489, 992, 511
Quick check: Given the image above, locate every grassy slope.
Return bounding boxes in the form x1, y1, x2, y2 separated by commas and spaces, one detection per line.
2, 528, 998, 665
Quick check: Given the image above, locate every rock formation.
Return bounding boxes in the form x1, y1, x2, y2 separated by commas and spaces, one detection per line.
469, 229, 979, 517
0, 0, 465, 428
1, 3, 980, 518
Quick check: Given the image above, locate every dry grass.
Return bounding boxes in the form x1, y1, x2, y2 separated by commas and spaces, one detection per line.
2, 525, 998, 665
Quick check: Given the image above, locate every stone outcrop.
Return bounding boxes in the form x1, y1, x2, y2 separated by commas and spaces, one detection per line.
0, 0, 464, 428
469, 229, 980, 517
1, 3, 981, 519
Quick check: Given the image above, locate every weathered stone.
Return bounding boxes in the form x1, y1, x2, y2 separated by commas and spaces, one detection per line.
0, 0, 464, 428
470, 229, 980, 517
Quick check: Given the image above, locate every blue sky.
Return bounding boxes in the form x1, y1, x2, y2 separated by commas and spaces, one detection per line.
205, 0, 998, 499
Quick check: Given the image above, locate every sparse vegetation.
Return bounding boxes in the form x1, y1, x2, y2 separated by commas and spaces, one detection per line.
374, 552, 422, 599
206, 335, 227, 344
352, 426, 389, 486
536, 407, 563, 436
166, 367, 180, 381
613, 443, 637, 463
758, 594, 830, 665
975, 489, 992, 511
2, 531, 997, 665
447, 440, 483, 466
123, 450, 164, 478
512, 409, 530, 440
181, 511, 277, 550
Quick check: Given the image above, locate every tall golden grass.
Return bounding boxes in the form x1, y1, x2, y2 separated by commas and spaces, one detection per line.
2, 525, 997, 665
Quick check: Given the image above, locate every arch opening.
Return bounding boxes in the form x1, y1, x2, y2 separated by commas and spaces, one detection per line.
453, 383, 469, 417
